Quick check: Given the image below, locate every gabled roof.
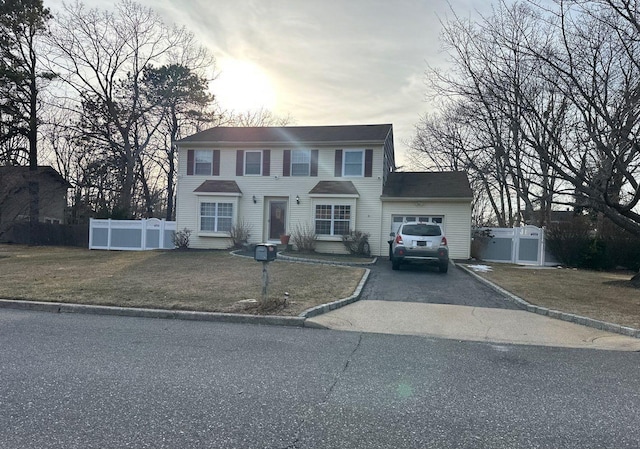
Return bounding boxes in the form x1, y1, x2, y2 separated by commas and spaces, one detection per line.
309, 181, 359, 196
193, 180, 242, 194
0, 165, 71, 188
177, 124, 393, 145
381, 172, 472, 199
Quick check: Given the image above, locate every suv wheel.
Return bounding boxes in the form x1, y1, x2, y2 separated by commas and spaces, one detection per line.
439, 262, 449, 273
392, 259, 400, 271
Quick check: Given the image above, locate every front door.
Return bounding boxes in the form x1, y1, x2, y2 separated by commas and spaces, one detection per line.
269, 201, 287, 240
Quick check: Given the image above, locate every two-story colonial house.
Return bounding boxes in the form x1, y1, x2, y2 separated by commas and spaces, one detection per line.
175, 124, 473, 258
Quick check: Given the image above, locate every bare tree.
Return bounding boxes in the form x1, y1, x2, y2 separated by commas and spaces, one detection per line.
47, 0, 214, 218
516, 0, 640, 235
228, 108, 293, 127
412, 2, 564, 226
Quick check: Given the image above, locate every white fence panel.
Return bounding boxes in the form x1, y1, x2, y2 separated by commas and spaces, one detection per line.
89, 218, 176, 250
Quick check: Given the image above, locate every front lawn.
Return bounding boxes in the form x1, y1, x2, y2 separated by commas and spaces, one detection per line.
466, 263, 640, 329
0, 245, 365, 316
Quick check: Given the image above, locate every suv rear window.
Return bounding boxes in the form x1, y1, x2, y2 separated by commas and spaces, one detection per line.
401, 224, 441, 237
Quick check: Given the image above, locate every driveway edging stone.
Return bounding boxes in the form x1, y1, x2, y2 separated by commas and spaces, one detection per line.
456, 263, 640, 339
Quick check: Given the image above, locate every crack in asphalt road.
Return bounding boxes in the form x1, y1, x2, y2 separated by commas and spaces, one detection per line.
278, 333, 364, 449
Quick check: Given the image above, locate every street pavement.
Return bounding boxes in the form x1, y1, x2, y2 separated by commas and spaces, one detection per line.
308, 261, 640, 351
1, 309, 640, 449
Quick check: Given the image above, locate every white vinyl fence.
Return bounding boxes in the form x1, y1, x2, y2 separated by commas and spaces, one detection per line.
89, 218, 176, 250
474, 225, 554, 266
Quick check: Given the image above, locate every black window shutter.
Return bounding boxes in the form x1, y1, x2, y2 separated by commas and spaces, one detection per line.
187, 150, 194, 175
283, 150, 291, 176
262, 150, 270, 176
365, 149, 373, 177
236, 150, 244, 176
310, 150, 319, 177
212, 150, 220, 176
334, 150, 343, 177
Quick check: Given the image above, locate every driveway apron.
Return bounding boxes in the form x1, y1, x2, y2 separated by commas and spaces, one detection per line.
307, 261, 640, 351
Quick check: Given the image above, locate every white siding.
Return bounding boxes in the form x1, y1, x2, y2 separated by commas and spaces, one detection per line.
176, 145, 385, 253
381, 200, 472, 259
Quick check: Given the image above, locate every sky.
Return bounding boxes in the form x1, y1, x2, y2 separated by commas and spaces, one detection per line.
46, 0, 494, 168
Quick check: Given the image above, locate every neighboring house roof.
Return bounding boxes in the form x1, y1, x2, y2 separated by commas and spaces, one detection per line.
176, 124, 393, 145
0, 165, 71, 188
381, 172, 472, 199
523, 209, 576, 224
193, 180, 242, 194
309, 181, 359, 195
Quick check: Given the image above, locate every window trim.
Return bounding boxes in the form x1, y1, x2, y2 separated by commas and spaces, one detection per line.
290, 149, 311, 176
194, 150, 213, 176
244, 150, 263, 176
315, 204, 352, 237
342, 149, 364, 177
199, 200, 234, 234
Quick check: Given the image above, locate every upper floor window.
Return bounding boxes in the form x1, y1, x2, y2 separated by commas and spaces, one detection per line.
343, 150, 364, 177
245, 151, 262, 175
291, 150, 311, 176
187, 149, 219, 176
195, 150, 213, 175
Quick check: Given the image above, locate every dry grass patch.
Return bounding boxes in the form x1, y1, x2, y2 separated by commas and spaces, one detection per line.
0, 245, 365, 316
471, 263, 640, 328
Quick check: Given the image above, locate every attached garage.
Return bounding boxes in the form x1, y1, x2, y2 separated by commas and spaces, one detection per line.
380, 172, 473, 260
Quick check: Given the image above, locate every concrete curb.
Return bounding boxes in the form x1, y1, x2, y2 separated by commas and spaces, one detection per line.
456, 263, 640, 339
0, 299, 307, 327
299, 268, 371, 320
230, 248, 378, 266
276, 253, 378, 266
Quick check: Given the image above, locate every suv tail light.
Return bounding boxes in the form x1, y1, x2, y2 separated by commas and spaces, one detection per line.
395, 234, 403, 245
441, 236, 448, 246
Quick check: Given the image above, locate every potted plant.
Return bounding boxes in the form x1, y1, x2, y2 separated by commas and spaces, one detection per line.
280, 233, 291, 245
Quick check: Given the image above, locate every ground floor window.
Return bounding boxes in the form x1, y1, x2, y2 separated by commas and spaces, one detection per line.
200, 202, 233, 232
315, 204, 351, 236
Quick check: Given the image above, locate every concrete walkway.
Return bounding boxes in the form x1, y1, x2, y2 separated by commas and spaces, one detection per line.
307, 300, 640, 351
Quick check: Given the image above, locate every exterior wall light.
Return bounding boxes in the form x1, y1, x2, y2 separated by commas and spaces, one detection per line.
296, 195, 300, 204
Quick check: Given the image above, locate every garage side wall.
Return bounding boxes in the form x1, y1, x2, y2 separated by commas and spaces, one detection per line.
381, 200, 472, 259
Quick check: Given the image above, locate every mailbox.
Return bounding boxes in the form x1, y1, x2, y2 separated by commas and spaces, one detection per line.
254, 243, 277, 262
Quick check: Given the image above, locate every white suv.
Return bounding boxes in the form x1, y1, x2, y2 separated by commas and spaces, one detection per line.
389, 222, 449, 273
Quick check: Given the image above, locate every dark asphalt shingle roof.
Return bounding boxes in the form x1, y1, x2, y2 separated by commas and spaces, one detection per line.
382, 172, 472, 199
0, 165, 71, 188
193, 180, 242, 194
309, 181, 359, 195
177, 124, 393, 145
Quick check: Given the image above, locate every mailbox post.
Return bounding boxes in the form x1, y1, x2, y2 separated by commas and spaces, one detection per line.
254, 244, 277, 305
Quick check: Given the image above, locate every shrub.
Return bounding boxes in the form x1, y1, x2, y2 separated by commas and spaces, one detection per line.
291, 223, 317, 252
173, 228, 192, 250
546, 216, 592, 267
341, 230, 371, 256
229, 220, 251, 249
546, 216, 640, 270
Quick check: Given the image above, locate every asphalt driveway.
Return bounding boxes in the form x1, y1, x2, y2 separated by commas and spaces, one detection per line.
360, 259, 522, 310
